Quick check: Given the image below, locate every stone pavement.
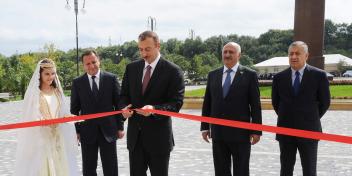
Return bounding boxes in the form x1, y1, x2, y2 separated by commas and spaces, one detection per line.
0, 101, 351, 176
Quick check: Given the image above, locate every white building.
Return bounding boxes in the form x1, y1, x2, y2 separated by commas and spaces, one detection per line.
254, 54, 352, 74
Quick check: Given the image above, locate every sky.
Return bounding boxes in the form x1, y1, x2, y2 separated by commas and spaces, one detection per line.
0, 0, 351, 56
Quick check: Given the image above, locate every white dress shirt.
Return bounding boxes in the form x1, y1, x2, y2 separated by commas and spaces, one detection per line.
142, 53, 161, 82
87, 70, 101, 90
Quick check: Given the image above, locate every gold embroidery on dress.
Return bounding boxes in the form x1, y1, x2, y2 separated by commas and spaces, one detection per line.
39, 89, 61, 121
39, 88, 68, 176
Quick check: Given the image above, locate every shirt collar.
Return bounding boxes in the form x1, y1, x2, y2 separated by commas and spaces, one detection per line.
144, 53, 161, 69
87, 69, 101, 79
223, 62, 239, 74
291, 64, 306, 76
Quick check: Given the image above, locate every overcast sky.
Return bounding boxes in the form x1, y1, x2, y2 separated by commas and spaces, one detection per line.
0, 0, 351, 56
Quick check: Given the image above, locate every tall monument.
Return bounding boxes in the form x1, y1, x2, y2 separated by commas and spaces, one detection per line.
294, 0, 325, 69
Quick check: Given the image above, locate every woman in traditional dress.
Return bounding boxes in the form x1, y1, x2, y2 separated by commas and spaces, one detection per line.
14, 59, 78, 176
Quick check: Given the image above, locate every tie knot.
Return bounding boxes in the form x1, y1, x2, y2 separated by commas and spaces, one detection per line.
146, 65, 152, 70
295, 71, 300, 76
92, 75, 96, 80
226, 69, 232, 74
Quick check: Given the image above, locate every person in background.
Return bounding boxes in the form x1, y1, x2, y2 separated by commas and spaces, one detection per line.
201, 42, 262, 176
272, 41, 331, 176
71, 49, 124, 176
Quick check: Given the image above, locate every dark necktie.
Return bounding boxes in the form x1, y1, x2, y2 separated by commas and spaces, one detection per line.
293, 71, 300, 96
91, 75, 99, 98
142, 65, 152, 95
223, 69, 232, 98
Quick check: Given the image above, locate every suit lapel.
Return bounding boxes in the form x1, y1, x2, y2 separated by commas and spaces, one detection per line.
299, 65, 311, 95
215, 68, 224, 98
284, 68, 296, 97
231, 65, 244, 88
83, 74, 96, 101
223, 65, 244, 99
97, 71, 104, 100
136, 60, 144, 97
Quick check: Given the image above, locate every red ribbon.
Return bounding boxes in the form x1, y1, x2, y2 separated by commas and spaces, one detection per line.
1, 109, 351, 144
0, 110, 122, 130
144, 109, 352, 145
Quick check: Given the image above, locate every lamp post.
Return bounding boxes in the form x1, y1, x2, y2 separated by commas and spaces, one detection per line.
115, 51, 123, 64
66, 0, 86, 76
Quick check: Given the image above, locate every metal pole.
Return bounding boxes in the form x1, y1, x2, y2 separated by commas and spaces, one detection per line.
74, 0, 79, 76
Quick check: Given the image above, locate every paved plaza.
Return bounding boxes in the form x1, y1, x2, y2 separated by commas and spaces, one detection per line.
0, 100, 351, 175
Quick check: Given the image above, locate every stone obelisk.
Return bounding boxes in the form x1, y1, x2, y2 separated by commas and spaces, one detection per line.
294, 0, 325, 69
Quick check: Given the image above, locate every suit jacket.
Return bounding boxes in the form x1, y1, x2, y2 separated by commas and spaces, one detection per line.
119, 57, 185, 154
272, 65, 331, 142
201, 65, 262, 143
70, 71, 124, 144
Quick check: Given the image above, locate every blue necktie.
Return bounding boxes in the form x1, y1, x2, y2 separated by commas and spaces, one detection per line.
293, 71, 300, 96
223, 69, 232, 98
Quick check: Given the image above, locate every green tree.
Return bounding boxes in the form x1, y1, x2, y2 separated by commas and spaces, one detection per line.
204, 35, 225, 61
240, 54, 254, 67
165, 54, 190, 74
101, 59, 119, 76
183, 37, 206, 59
189, 53, 220, 80
96, 45, 119, 61
116, 58, 131, 79
57, 60, 76, 90
121, 41, 139, 61
163, 38, 182, 55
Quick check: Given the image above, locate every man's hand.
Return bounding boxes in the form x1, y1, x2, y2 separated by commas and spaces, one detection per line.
121, 104, 134, 119
250, 134, 261, 145
202, 131, 211, 143
117, 130, 125, 139
135, 105, 154, 117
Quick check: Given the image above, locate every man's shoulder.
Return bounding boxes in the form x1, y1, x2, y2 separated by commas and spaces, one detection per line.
275, 67, 290, 77
210, 67, 222, 75
160, 57, 181, 70
239, 65, 257, 75
73, 74, 86, 82
127, 59, 143, 67
306, 65, 325, 74
101, 71, 117, 78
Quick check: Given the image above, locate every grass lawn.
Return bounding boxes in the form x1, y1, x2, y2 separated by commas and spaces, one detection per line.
185, 85, 352, 98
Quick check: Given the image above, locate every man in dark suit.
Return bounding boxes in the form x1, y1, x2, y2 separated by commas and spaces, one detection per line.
119, 31, 184, 176
272, 41, 331, 176
71, 49, 124, 176
201, 42, 262, 176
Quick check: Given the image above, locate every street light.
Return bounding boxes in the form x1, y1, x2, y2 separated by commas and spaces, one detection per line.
65, 0, 86, 76
115, 51, 123, 64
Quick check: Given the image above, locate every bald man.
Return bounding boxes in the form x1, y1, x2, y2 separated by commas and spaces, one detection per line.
201, 42, 262, 176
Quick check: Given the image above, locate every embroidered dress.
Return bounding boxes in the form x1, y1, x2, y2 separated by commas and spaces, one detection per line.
38, 90, 70, 176
14, 60, 78, 176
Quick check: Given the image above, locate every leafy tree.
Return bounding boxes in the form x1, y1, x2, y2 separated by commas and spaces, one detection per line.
42, 43, 63, 61
204, 36, 225, 61
189, 53, 220, 80
101, 59, 119, 76
163, 38, 182, 55
240, 54, 254, 67
165, 54, 190, 74
183, 37, 206, 59
57, 60, 76, 90
121, 41, 139, 61
96, 45, 119, 61
116, 58, 131, 79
